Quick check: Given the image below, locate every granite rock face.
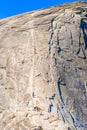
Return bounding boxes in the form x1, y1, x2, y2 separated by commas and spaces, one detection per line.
0, 2, 87, 130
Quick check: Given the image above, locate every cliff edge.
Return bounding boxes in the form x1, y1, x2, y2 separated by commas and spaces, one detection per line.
0, 2, 87, 130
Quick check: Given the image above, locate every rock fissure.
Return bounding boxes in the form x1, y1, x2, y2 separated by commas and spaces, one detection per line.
0, 2, 87, 130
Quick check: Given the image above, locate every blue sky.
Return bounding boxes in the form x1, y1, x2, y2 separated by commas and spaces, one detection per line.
0, 0, 77, 19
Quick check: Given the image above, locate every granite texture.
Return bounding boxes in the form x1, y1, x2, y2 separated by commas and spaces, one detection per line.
0, 2, 87, 130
